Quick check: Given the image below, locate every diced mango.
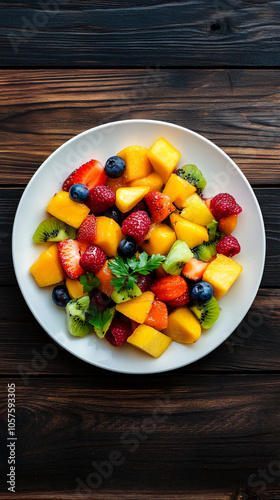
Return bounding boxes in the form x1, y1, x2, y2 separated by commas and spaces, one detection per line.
95, 261, 115, 296
218, 215, 238, 235
30, 243, 64, 287
163, 173, 196, 209
116, 291, 154, 323
170, 213, 209, 249
147, 138, 181, 183
127, 324, 172, 358
128, 172, 164, 193
118, 146, 153, 182
46, 191, 90, 229
93, 216, 123, 257
181, 193, 214, 226
115, 186, 150, 213
106, 175, 127, 193
163, 307, 201, 344
66, 278, 88, 299
140, 223, 176, 256
203, 253, 243, 300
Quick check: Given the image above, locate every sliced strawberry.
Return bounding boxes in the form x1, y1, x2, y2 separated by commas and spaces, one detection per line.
76, 214, 97, 244
62, 160, 107, 192
167, 289, 190, 308
58, 239, 87, 280
182, 258, 209, 281
144, 191, 175, 223
150, 276, 187, 302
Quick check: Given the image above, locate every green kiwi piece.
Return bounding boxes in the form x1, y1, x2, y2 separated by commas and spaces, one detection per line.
33, 217, 76, 243
190, 297, 220, 329
163, 240, 193, 276
66, 296, 93, 337
111, 282, 142, 304
176, 164, 207, 192
94, 306, 116, 339
207, 220, 219, 241
192, 241, 217, 262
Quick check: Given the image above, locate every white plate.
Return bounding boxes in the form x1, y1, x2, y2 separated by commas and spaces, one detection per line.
12, 119, 266, 374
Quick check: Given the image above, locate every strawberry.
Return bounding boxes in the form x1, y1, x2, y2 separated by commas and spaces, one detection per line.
182, 258, 209, 281
144, 191, 175, 223
76, 214, 97, 244
121, 211, 151, 243
58, 239, 87, 280
62, 160, 107, 192
167, 289, 190, 307
150, 276, 188, 302
79, 244, 107, 274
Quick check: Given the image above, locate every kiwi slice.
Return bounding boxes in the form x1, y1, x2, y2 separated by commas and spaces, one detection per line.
33, 217, 76, 243
163, 240, 193, 275
66, 296, 93, 337
111, 282, 142, 304
190, 297, 220, 329
192, 241, 217, 262
176, 164, 206, 192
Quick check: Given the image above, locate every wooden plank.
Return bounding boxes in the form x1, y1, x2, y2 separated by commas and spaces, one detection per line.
0, 69, 280, 185
0, 376, 280, 498
1, 1, 280, 67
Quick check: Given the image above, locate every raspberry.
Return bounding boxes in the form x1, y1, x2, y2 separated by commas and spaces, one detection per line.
210, 193, 242, 221
121, 210, 151, 243
76, 214, 97, 244
136, 273, 152, 292
105, 316, 132, 347
130, 199, 149, 214
150, 276, 188, 302
216, 235, 241, 258
167, 289, 190, 308
87, 186, 116, 214
79, 244, 106, 273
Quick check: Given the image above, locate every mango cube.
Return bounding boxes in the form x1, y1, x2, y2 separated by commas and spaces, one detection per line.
140, 223, 176, 256
94, 216, 123, 257
128, 172, 164, 193
66, 278, 88, 299
203, 254, 243, 300
46, 191, 90, 229
106, 175, 127, 193
147, 138, 181, 183
118, 146, 153, 182
163, 173, 196, 209
30, 243, 64, 287
127, 324, 172, 358
181, 193, 214, 226
116, 186, 150, 213
170, 213, 209, 248
116, 292, 154, 323
163, 307, 201, 344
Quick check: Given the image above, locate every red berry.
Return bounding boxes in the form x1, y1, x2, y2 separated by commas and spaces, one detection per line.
76, 214, 97, 244
145, 191, 175, 223
105, 316, 132, 347
136, 273, 152, 293
62, 159, 106, 192
150, 276, 188, 302
216, 235, 241, 258
91, 290, 114, 313
210, 193, 242, 221
87, 186, 116, 214
79, 244, 106, 274
130, 199, 148, 214
167, 289, 190, 307
58, 239, 87, 280
121, 210, 151, 243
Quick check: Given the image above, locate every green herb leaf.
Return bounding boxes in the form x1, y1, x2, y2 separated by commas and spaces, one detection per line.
87, 305, 115, 338
79, 274, 101, 293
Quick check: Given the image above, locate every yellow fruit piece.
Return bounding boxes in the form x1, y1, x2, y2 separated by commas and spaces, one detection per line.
181, 193, 214, 226
170, 213, 209, 249
147, 138, 181, 183
66, 278, 88, 299
203, 253, 243, 300
106, 175, 127, 193
118, 146, 153, 182
46, 191, 90, 229
116, 291, 154, 323
127, 324, 172, 358
30, 244, 64, 287
128, 172, 164, 193
93, 216, 123, 257
163, 173, 196, 209
163, 307, 201, 344
115, 186, 150, 213
140, 223, 176, 256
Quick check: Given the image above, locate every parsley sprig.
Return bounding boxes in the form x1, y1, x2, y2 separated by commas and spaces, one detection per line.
87, 305, 115, 338
108, 252, 165, 292
79, 274, 101, 294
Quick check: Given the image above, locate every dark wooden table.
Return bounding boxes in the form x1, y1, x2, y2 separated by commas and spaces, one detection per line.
1, 2, 280, 499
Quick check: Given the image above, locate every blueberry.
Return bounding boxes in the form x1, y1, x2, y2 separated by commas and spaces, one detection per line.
118, 237, 137, 259
105, 156, 126, 178
103, 206, 122, 226
69, 183, 89, 203
52, 285, 70, 307
191, 282, 214, 304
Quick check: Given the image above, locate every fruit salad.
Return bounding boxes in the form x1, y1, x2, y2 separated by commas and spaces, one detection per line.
30, 137, 243, 359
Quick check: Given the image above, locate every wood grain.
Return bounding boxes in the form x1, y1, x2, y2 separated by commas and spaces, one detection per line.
1, 1, 280, 67
1, 70, 280, 185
